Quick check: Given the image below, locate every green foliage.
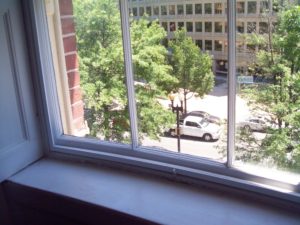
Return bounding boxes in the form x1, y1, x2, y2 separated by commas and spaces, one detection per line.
73, 0, 175, 142
237, 5, 300, 171
169, 29, 214, 112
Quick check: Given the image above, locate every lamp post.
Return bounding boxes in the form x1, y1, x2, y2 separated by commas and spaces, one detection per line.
168, 92, 183, 153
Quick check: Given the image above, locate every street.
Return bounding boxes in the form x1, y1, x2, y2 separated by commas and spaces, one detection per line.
142, 135, 225, 161
141, 78, 263, 161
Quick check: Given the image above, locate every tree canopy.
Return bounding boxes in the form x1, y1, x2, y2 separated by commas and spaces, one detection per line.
73, 0, 176, 142
169, 29, 214, 113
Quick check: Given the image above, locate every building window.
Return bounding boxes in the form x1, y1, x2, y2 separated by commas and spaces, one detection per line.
237, 21, 244, 33
186, 4, 193, 15
170, 22, 176, 31
205, 22, 212, 32
177, 4, 184, 15
186, 22, 193, 32
195, 39, 203, 50
204, 3, 212, 14
146, 6, 152, 16
260, 1, 269, 13
215, 3, 222, 14
169, 5, 175, 15
247, 1, 257, 14
259, 22, 268, 34
178, 21, 184, 30
161, 21, 168, 31
205, 40, 212, 50
215, 22, 223, 33
132, 7, 138, 16
247, 21, 256, 33
161, 5, 167, 15
195, 22, 202, 32
237, 2, 245, 14
214, 40, 222, 51
153, 6, 159, 16
195, 4, 202, 14
139, 7, 144, 16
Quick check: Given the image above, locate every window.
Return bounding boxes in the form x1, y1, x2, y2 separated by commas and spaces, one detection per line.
161, 5, 167, 15
237, 2, 245, 14
186, 22, 193, 32
153, 6, 159, 16
237, 21, 244, 33
169, 5, 175, 15
35, 0, 300, 203
205, 40, 212, 50
204, 3, 212, 14
195, 22, 202, 32
247, 1, 257, 14
215, 3, 222, 14
205, 22, 212, 32
139, 7, 144, 16
195, 4, 202, 14
247, 22, 256, 33
161, 22, 168, 31
170, 22, 176, 31
260, 1, 269, 13
195, 40, 203, 50
186, 121, 198, 127
146, 6, 152, 16
215, 22, 222, 33
178, 22, 184, 30
214, 40, 222, 51
177, 4, 184, 15
259, 22, 268, 34
132, 7, 137, 16
186, 4, 193, 15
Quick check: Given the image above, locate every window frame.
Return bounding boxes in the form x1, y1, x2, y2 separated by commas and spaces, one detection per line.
28, 0, 300, 206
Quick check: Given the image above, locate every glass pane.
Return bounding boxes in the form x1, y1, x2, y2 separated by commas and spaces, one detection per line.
215, 3, 222, 14
235, 0, 300, 183
247, 1, 257, 14
177, 4, 184, 15
204, 22, 212, 32
129, 0, 228, 162
204, 3, 212, 14
195, 4, 202, 14
215, 22, 223, 33
186, 4, 193, 15
45, 0, 131, 144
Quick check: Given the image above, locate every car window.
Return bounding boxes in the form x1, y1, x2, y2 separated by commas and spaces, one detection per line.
186, 121, 199, 127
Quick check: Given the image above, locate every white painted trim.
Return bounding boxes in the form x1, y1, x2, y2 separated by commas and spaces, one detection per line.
226, 0, 236, 167
120, 0, 139, 149
28, 0, 300, 205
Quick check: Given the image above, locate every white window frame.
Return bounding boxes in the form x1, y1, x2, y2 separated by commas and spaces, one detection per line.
28, 0, 300, 206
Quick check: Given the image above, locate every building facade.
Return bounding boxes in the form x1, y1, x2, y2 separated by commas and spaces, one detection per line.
128, 0, 275, 75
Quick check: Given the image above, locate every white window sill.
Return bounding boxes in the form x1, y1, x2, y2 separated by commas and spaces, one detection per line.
7, 158, 300, 225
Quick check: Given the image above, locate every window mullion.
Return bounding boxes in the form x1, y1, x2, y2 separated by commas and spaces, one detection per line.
227, 0, 236, 167
120, 0, 139, 150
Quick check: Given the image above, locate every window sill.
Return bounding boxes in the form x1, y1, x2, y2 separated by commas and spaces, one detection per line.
7, 158, 300, 225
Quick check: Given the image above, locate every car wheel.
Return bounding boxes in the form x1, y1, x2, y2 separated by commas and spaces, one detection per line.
203, 133, 212, 142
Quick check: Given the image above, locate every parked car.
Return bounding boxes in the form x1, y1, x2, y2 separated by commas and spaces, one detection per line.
180, 111, 222, 125
170, 116, 222, 141
237, 117, 276, 132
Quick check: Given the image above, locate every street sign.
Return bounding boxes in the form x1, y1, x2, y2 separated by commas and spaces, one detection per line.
237, 76, 254, 84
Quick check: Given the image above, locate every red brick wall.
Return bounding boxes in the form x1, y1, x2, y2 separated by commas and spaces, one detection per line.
58, 0, 85, 131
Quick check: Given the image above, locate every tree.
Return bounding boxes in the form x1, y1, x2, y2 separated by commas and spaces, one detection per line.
73, 0, 176, 142
169, 29, 214, 114
236, 5, 300, 171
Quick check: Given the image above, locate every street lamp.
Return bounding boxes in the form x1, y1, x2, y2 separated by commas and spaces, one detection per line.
168, 92, 184, 153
